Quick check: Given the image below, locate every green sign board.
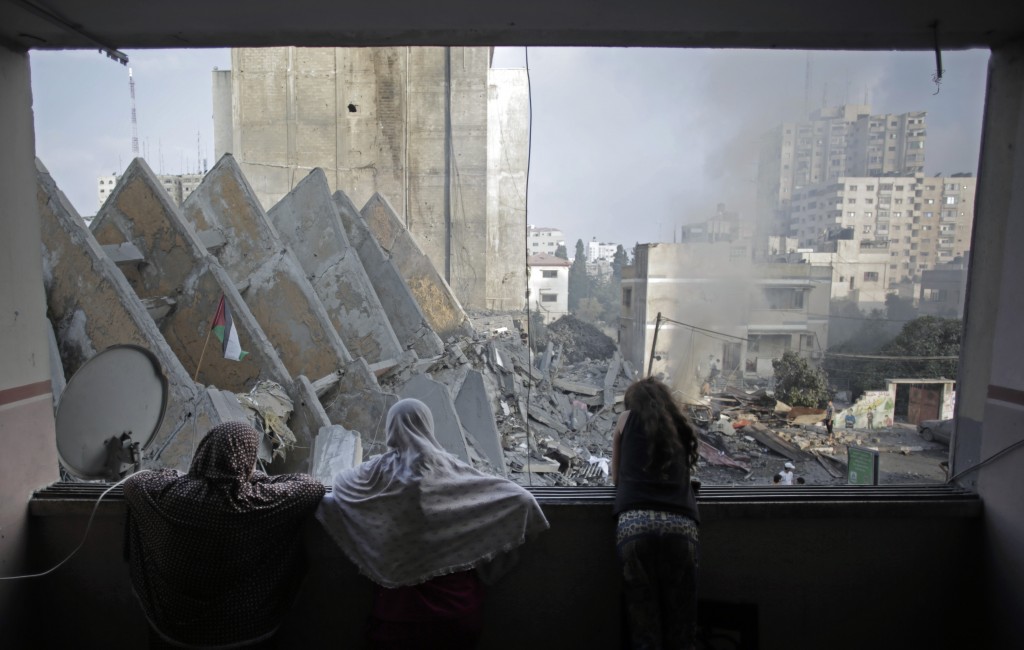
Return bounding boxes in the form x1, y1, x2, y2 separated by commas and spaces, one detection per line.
848, 445, 880, 485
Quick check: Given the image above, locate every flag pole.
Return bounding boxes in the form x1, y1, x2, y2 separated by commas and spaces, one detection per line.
193, 326, 214, 382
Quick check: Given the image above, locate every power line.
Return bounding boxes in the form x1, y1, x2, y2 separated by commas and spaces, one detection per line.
656, 315, 748, 342
825, 352, 958, 361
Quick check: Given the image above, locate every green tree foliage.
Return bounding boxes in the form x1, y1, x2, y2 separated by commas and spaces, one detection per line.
885, 294, 918, 322
554, 243, 568, 260
576, 296, 603, 323
772, 351, 830, 407
568, 239, 590, 311
611, 244, 628, 280
826, 316, 962, 399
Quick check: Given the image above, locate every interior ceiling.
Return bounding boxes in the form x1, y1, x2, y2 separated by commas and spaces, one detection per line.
2, 0, 1022, 55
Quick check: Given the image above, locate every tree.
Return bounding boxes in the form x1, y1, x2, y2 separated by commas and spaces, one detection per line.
554, 243, 568, 260
568, 239, 590, 311
885, 294, 918, 323
576, 297, 603, 323
772, 351, 830, 407
611, 244, 628, 280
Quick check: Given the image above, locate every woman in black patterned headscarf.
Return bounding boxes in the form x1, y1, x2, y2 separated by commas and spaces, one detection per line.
124, 421, 325, 648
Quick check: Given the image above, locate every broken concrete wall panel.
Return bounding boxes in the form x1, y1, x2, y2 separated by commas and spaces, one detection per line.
90, 158, 211, 301
320, 359, 398, 458
180, 154, 278, 280
36, 158, 220, 472
267, 169, 404, 364
334, 189, 445, 359
454, 370, 506, 473
360, 193, 475, 340
182, 155, 353, 380
398, 374, 471, 463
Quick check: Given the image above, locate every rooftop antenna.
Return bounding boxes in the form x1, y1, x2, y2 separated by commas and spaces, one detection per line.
197, 130, 201, 176
803, 53, 812, 119
129, 68, 139, 158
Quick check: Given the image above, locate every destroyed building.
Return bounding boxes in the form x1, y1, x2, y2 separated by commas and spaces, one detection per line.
620, 241, 831, 395
40, 153, 647, 487
212, 47, 529, 312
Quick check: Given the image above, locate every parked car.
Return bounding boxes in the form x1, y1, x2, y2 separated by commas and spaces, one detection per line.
917, 418, 954, 445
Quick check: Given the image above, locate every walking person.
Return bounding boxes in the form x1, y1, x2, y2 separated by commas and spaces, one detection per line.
612, 377, 701, 649
123, 421, 325, 649
866, 411, 874, 430
318, 398, 549, 649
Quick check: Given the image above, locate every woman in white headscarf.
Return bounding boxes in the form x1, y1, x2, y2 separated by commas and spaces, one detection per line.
318, 398, 549, 649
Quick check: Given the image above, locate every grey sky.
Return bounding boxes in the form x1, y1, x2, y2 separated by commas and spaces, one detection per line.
31, 47, 988, 250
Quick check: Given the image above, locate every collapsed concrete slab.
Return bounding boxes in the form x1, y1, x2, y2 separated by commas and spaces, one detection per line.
89, 157, 291, 394
181, 154, 352, 380
86, 158, 330, 469
399, 374, 471, 463
268, 169, 404, 365
37, 159, 219, 472
334, 189, 445, 359
311, 425, 363, 484
454, 370, 506, 473
360, 193, 475, 341
319, 359, 399, 458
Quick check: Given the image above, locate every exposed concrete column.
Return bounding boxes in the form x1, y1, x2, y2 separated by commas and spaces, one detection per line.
956, 39, 1024, 646
212, 69, 233, 159
0, 46, 58, 630
486, 68, 529, 311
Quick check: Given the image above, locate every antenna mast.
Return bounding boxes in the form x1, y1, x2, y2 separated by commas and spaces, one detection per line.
129, 68, 139, 158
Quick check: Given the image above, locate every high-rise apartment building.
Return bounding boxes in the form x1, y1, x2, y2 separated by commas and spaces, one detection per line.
757, 105, 926, 235
788, 174, 974, 287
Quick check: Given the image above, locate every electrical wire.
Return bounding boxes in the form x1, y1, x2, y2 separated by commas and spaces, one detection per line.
948, 438, 1024, 484
0, 470, 152, 581
523, 45, 534, 485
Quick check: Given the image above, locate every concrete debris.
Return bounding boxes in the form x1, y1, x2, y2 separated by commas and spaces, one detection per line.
236, 380, 298, 462
49, 156, 880, 487
311, 425, 363, 484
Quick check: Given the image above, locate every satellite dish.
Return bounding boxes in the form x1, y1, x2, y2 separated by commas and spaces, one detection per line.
56, 345, 168, 480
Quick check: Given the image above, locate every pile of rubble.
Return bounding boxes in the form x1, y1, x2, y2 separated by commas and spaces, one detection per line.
545, 315, 617, 364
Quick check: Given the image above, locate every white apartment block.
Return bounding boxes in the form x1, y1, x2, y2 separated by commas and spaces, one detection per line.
527, 225, 565, 256
587, 238, 619, 262
527, 253, 571, 323
788, 174, 974, 287
98, 172, 205, 208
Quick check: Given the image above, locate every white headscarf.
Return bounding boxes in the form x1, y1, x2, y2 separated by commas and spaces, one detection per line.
317, 398, 549, 587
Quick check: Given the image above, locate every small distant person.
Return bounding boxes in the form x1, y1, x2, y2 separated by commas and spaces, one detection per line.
318, 399, 549, 649
772, 473, 783, 486
709, 357, 720, 381
866, 411, 874, 430
612, 377, 700, 649
825, 400, 835, 440
779, 461, 795, 485
124, 421, 325, 649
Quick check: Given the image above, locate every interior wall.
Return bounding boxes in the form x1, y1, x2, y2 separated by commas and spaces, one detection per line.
23, 502, 981, 649
0, 45, 60, 637
963, 39, 1024, 647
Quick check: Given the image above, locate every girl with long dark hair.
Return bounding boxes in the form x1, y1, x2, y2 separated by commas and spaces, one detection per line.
612, 377, 701, 649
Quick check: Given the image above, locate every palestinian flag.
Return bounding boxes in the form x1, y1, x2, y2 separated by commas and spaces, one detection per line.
211, 295, 248, 361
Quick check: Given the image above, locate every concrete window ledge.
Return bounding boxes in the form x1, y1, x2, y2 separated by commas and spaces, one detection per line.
30, 482, 981, 520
